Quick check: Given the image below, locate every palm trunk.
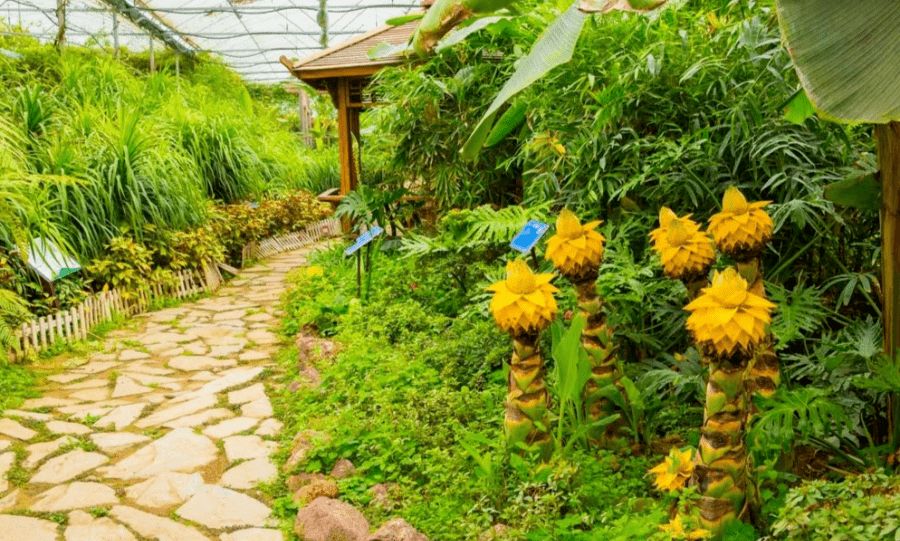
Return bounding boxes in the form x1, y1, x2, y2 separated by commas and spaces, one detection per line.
692, 349, 749, 537
876, 121, 900, 450
571, 274, 621, 441
737, 259, 780, 415
506, 333, 552, 459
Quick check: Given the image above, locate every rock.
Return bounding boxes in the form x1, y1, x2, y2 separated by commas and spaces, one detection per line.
169, 356, 237, 372
245, 329, 278, 345
173, 368, 264, 403
299, 367, 321, 388
110, 505, 209, 541
162, 408, 234, 429
176, 485, 272, 529
478, 524, 511, 541
241, 398, 273, 419
0, 453, 12, 493
204, 417, 259, 439
119, 349, 150, 361
0, 418, 37, 440
294, 497, 369, 541
21, 396, 77, 409
70, 387, 111, 402
283, 431, 329, 473
292, 480, 338, 505
330, 458, 356, 479
369, 483, 398, 508
255, 418, 283, 437
295, 334, 336, 366
48, 373, 88, 384
45, 420, 92, 436
25, 437, 74, 468
4, 409, 51, 421
368, 519, 429, 541
286, 473, 328, 493
64, 378, 110, 390
125, 472, 204, 508
31, 482, 119, 512
134, 394, 217, 428
90, 432, 151, 454
0, 515, 59, 541
112, 376, 154, 398
228, 383, 266, 405
239, 351, 268, 362
209, 345, 244, 357
64, 510, 137, 541
99, 428, 218, 480
31, 450, 109, 484
0, 489, 18, 512
219, 529, 282, 541
219, 458, 277, 490
223, 435, 276, 462
74, 361, 120, 374
94, 403, 149, 430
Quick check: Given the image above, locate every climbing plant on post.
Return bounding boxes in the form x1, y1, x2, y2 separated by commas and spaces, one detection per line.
775, 1, 900, 450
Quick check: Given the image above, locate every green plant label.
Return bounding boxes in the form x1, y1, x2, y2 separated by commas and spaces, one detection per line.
26, 238, 80, 282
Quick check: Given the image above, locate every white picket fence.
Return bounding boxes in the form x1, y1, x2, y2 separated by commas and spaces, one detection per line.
11, 217, 341, 357
250, 217, 341, 260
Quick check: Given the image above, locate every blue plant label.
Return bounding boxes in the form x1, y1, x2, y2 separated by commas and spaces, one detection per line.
26, 238, 80, 282
244, 201, 260, 209
344, 226, 385, 256
510, 220, 549, 253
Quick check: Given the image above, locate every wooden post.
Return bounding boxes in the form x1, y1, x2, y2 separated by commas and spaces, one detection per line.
299, 90, 314, 148
337, 78, 357, 233
149, 38, 155, 72
112, 13, 119, 59
877, 121, 900, 449
175, 54, 180, 77
54, 0, 67, 50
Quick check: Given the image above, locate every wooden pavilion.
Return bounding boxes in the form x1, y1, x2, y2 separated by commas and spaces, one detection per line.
279, 8, 428, 207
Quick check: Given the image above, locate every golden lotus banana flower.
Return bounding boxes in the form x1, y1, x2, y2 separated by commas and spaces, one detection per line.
545, 209, 605, 280
649, 447, 695, 492
708, 187, 773, 259
650, 207, 715, 281
488, 260, 558, 336
659, 515, 711, 540
685, 268, 776, 358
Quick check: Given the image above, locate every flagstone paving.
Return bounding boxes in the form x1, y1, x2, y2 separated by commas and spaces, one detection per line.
0, 247, 320, 540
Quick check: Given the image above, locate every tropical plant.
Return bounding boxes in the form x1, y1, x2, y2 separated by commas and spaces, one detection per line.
0, 289, 29, 363
684, 267, 776, 535
488, 259, 558, 459
545, 209, 622, 441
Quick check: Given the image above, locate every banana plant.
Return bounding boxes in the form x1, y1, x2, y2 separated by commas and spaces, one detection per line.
774, 1, 900, 451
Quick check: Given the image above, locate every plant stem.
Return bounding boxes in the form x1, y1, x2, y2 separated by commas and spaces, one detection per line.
507, 333, 552, 460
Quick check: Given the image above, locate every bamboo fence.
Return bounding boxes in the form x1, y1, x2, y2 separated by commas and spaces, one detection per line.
10, 217, 340, 357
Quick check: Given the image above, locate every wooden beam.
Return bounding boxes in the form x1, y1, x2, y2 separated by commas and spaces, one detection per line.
337, 78, 357, 233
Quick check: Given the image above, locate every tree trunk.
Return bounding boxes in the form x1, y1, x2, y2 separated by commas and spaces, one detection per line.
876, 121, 900, 449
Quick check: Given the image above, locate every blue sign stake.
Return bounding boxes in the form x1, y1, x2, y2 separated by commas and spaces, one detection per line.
344, 226, 384, 256
510, 220, 549, 253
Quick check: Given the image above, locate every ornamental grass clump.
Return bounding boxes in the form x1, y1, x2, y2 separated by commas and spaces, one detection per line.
488, 259, 558, 458
684, 268, 775, 535
708, 187, 779, 405
545, 210, 620, 440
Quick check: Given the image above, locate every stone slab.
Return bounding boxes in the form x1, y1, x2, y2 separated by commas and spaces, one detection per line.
31, 450, 109, 484
99, 428, 217, 480
227, 384, 266, 405
46, 420, 92, 436
176, 485, 272, 529
0, 515, 59, 541
32, 482, 119, 512
110, 505, 211, 541
219, 458, 277, 490
134, 394, 217, 428
162, 408, 234, 429
90, 432, 152, 454
125, 472, 204, 509
203, 417, 259, 439
0, 419, 36, 441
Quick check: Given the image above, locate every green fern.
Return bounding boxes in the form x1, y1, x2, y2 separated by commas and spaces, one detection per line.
749, 387, 848, 454
462, 203, 550, 245
0, 289, 29, 363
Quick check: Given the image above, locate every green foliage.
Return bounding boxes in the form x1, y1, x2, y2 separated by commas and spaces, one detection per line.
772, 473, 900, 541
0, 289, 29, 362
748, 387, 848, 459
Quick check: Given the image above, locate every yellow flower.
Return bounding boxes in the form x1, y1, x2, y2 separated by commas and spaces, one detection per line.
305, 266, 324, 277
545, 210, 605, 279
708, 187, 773, 257
488, 260, 558, 335
649, 447, 694, 492
650, 207, 715, 280
685, 268, 776, 357
660, 515, 711, 540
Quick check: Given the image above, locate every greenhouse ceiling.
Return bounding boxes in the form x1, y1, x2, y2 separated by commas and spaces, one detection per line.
0, 0, 419, 82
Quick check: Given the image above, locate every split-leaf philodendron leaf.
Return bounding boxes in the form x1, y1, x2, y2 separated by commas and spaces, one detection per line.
776, 0, 900, 123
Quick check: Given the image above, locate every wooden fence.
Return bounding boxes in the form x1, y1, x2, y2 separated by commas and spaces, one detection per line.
11, 217, 340, 356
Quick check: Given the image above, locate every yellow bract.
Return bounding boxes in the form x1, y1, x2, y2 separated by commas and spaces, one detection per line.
488, 260, 559, 335
708, 187, 773, 256
650, 207, 715, 280
660, 515, 711, 540
305, 266, 324, 277
685, 268, 776, 356
545, 210, 605, 279
649, 447, 694, 492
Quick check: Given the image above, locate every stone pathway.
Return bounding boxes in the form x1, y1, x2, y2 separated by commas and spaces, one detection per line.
0, 248, 317, 541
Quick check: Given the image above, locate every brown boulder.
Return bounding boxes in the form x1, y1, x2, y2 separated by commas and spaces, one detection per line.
293, 480, 339, 505
283, 430, 330, 473
287, 473, 329, 493
478, 524, 511, 541
294, 497, 369, 541
368, 518, 428, 541
369, 483, 398, 508
330, 458, 356, 479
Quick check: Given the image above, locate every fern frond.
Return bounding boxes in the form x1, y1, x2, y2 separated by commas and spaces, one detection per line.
768, 281, 829, 345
